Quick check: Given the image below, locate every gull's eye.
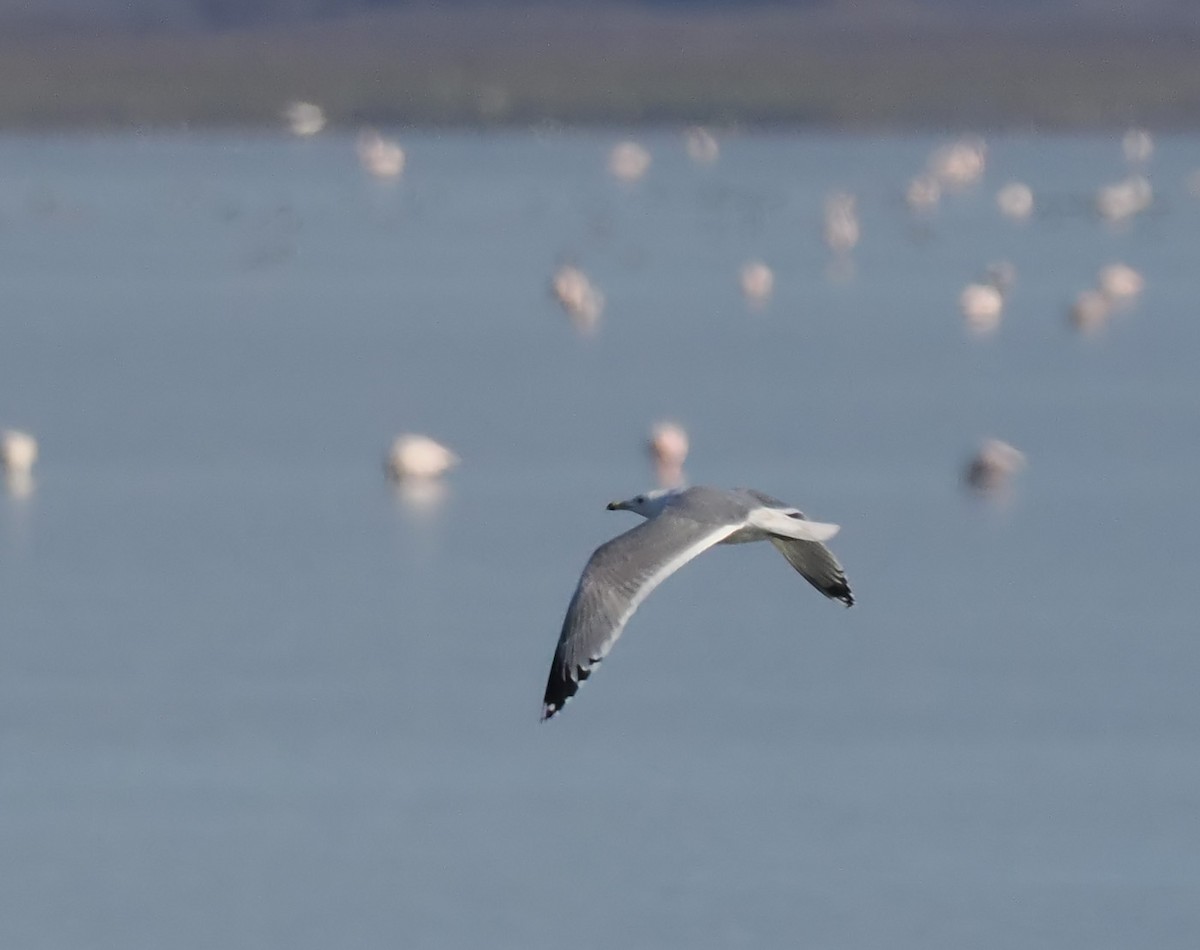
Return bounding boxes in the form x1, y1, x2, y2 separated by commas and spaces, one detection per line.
635, 496, 645, 504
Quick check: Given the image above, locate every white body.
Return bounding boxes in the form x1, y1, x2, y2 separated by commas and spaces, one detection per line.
550, 265, 605, 332
929, 137, 987, 189
739, 261, 774, 306
996, 182, 1034, 221
357, 131, 406, 178
1098, 263, 1144, 302
960, 282, 1004, 335
0, 429, 37, 476
386, 434, 458, 480
284, 101, 326, 137
965, 439, 1027, 493
823, 192, 860, 255
684, 127, 719, 164
608, 141, 651, 183
1096, 176, 1152, 222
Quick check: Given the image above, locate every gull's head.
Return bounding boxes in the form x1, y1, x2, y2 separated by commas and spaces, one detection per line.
606, 488, 674, 518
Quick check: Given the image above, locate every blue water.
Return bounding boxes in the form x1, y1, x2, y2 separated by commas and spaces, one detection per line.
1, 131, 1198, 949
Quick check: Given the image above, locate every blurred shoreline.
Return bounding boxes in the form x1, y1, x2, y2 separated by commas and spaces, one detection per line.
2, 6, 1198, 130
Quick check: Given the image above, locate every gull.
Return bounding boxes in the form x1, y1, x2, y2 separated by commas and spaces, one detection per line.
1097, 262, 1144, 303
823, 191, 860, 256
684, 126, 720, 164
929, 137, 987, 190
996, 182, 1034, 222
608, 141, 651, 183
739, 261, 774, 308
550, 264, 605, 333
0, 429, 37, 476
1, 428, 38, 497
958, 261, 1016, 337
541, 486, 853, 720
1122, 128, 1154, 166
1096, 175, 1152, 223
284, 101, 326, 138
905, 173, 941, 214
964, 439, 1026, 495
646, 421, 689, 488
959, 282, 1004, 335
357, 130, 406, 179
385, 434, 458, 480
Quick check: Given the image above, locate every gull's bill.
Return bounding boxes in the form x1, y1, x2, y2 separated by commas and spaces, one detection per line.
541, 485, 853, 721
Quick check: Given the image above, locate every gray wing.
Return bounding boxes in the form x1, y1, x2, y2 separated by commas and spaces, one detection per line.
742, 489, 854, 606
542, 513, 739, 720
768, 537, 854, 606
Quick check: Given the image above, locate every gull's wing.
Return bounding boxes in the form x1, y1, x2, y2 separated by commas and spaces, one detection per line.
741, 489, 853, 606
767, 537, 854, 606
747, 507, 840, 542
542, 513, 740, 721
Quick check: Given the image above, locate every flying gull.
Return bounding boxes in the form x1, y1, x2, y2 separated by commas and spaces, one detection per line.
541, 486, 853, 720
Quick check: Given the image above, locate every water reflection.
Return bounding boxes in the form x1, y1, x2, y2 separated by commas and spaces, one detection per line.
393, 476, 450, 515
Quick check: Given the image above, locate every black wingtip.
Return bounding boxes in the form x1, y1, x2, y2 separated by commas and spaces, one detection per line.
540, 690, 571, 722
541, 664, 588, 722
829, 580, 855, 607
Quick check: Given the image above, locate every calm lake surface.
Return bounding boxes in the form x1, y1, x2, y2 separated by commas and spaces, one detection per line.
1, 131, 1198, 949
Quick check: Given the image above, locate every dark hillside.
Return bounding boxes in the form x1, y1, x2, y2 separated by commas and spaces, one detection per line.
0, 2, 1195, 128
